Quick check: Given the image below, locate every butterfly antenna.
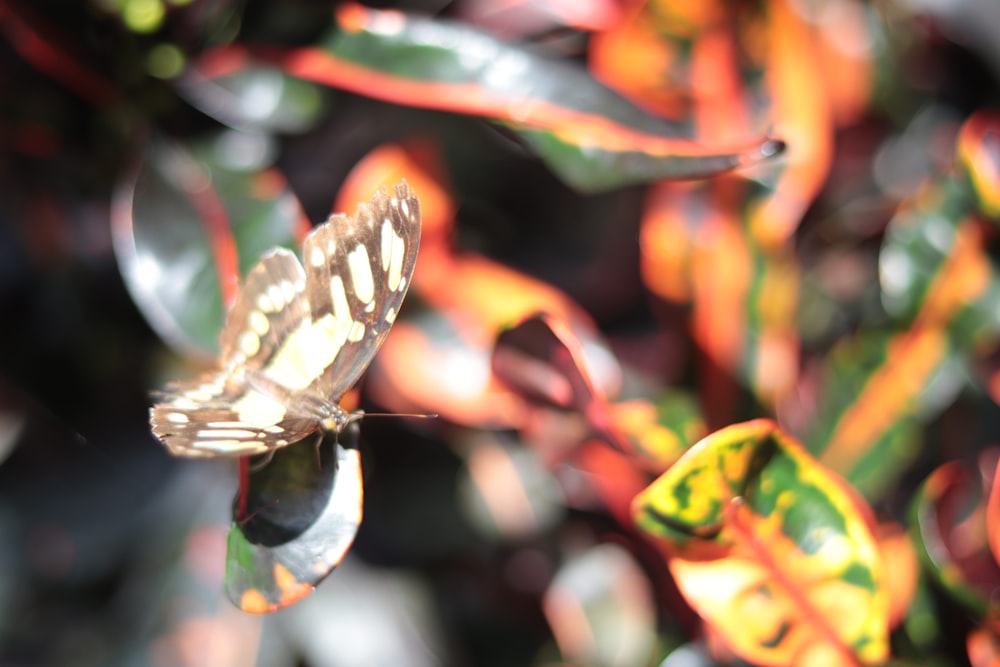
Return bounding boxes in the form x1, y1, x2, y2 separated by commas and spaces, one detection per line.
362, 412, 439, 420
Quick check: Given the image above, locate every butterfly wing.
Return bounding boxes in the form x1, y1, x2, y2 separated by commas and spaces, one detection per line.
218, 248, 310, 371
150, 373, 321, 457
150, 181, 421, 456
301, 181, 421, 400
151, 249, 320, 458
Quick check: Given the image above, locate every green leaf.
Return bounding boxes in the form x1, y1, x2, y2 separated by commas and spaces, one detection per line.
195, 4, 783, 193
226, 427, 363, 614
113, 132, 309, 357
177, 60, 329, 133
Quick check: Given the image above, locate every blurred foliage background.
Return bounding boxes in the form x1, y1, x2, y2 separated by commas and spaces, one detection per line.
4, 0, 1000, 665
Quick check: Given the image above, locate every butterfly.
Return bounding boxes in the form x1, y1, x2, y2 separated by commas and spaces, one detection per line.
150, 181, 421, 458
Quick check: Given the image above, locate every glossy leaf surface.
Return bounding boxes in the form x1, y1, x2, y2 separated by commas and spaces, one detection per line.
113, 134, 309, 358
634, 419, 888, 666
192, 4, 783, 193
176, 62, 329, 133
226, 428, 363, 614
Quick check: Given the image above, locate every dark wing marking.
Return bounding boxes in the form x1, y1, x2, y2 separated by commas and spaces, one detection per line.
301, 180, 421, 400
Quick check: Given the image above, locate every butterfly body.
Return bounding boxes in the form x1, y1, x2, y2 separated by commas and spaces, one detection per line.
150, 181, 421, 458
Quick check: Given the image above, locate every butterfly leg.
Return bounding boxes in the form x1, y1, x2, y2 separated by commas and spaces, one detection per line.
312, 429, 325, 470
248, 450, 276, 473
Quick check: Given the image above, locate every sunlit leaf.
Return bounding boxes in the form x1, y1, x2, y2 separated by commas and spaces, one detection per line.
112, 133, 310, 358
592, 0, 855, 245
226, 428, 363, 614
193, 4, 785, 193
634, 419, 888, 667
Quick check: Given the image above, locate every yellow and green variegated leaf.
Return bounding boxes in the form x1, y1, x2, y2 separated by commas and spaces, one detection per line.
633, 419, 888, 667
610, 391, 706, 472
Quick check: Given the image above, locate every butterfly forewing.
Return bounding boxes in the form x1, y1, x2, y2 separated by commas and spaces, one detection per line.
301, 181, 421, 400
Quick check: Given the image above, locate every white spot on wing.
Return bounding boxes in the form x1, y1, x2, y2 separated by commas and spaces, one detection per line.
348, 243, 375, 304
267, 284, 284, 310
387, 229, 406, 291
349, 320, 365, 342
330, 275, 351, 325
262, 313, 348, 390
239, 331, 260, 356
197, 428, 259, 439
310, 246, 326, 267
167, 412, 189, 424
280, 280, 296, 303
248, 310, 269, 335
232, 390, 287, 426
256, 293, 273, 312
198, 439, 258, 452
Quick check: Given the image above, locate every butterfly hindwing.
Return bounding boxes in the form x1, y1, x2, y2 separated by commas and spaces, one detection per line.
218, 248, 310, 372
302, 181, 421, 400
150, 374, 321, 457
